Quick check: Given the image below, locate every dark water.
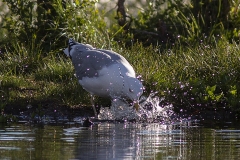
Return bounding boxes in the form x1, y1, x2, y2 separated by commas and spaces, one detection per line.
0, 121, 240, 160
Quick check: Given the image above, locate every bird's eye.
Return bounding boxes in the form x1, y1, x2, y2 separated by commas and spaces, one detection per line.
129, 88, 134, 93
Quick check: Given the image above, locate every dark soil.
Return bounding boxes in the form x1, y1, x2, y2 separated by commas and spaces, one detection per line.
3, 101, 95, 123
2, 100, 240, 125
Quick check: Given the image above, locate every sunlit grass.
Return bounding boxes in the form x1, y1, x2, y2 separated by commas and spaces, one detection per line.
1, 32, 240, 116
116, 39, 240, 112
1, 0, 240, 119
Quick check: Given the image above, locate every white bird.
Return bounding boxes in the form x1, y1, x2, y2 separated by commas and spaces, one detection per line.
63, 39, 143, 118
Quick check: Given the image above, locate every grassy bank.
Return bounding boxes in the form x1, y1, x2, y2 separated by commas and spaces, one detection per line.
1, 39, 240, 118
1, 0, 240, 121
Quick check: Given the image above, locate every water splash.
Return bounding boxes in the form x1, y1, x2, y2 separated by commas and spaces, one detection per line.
98, 93, 174, 122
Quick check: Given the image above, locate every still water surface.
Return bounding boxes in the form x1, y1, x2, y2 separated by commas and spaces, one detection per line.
0, 121, 240, 160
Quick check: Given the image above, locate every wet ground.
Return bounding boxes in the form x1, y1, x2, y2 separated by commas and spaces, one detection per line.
3, 100, 238, 126
3, 102, 94, 124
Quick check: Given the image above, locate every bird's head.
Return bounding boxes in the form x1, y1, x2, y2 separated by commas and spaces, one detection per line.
63, 38, 94, 59
124, 77, 143, 111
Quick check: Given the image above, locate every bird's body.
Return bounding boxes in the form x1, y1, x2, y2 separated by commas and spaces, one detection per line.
64, 39, 143, 118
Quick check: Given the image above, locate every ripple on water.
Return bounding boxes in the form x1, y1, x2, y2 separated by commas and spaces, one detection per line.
0, 127, 35, 141
1, 121, 240, 159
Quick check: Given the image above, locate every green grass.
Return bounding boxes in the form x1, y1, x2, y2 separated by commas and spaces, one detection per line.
115, 39, 240, 113
1, 0, 240, 120
1, 38, 240, 115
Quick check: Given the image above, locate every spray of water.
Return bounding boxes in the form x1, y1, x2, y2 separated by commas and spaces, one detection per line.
98, 93, 174, 122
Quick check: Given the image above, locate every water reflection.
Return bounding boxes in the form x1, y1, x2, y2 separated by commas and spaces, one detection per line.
0, 122, 240, 159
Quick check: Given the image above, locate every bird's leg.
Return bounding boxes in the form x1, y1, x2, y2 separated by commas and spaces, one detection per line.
90, 95, 98, 118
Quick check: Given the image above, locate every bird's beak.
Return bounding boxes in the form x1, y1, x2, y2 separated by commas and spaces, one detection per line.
134, 102, 140, 111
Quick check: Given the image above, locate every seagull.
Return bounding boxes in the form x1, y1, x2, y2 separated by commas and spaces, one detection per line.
63, 39, 143, 118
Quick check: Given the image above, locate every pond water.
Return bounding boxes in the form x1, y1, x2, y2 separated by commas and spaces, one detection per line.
1, 120, 240, 160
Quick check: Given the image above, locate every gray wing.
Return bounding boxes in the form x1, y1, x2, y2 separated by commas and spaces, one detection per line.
71, 50, 121, 80
97, 49, 130, 63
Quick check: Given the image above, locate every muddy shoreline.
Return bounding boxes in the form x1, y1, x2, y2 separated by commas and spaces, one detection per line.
2, 101, 239, 125
3, 102, 95, 123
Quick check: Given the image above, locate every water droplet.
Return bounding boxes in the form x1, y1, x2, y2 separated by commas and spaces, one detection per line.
180, 84, 185, 88
153, 82, 158, 86
137, 75, 142, 79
